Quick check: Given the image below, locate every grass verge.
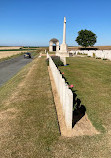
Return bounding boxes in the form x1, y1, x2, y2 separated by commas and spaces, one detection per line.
48, 51, 56, 55
0, 57, 60, 157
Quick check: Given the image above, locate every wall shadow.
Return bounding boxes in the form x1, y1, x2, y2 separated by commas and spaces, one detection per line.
72, 91, 86, 128
59, 70, 86, 128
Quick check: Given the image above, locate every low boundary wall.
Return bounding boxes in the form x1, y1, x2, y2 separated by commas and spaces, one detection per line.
47, 53, 73, 129
69, 50, 111, 60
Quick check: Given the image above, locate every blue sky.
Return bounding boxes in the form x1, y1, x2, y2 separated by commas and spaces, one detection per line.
0, 0, 111, 46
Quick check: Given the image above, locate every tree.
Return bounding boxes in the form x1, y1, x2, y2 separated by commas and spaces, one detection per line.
75, 29, 97, 48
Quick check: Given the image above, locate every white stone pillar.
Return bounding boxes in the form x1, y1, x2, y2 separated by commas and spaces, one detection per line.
63, 17, 66, 44
56, 41, 59, 51
60, 17, 68, 53
49, 41, 53, 52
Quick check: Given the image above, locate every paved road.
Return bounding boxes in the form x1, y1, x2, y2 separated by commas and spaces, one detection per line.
0, 55, 33, 87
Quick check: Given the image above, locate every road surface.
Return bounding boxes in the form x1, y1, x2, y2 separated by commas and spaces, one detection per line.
0, 55, 33, 87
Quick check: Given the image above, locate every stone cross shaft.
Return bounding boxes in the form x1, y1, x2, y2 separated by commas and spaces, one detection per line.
63, 17, 66, 44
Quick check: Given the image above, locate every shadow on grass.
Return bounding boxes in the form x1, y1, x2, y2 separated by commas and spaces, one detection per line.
59, 68, 86, 128
63, 64, 69, 66
72, 90, 86, 128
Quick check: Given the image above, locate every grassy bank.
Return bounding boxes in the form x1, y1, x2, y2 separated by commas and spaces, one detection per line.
0, 57, 60, 157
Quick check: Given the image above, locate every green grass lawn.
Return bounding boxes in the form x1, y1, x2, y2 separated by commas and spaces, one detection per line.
59, 56, 111, 133
48, 51, 56, 55
0, 56, 111, 158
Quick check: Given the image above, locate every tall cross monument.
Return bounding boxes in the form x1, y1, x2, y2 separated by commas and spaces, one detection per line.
60, 17, 68, 53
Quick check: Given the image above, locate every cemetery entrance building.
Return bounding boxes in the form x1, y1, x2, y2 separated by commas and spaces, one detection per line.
49, 38, 59, 52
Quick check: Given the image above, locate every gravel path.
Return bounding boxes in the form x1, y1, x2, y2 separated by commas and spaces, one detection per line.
0, 55, 33, 87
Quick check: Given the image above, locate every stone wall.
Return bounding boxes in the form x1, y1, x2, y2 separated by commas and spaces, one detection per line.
69, 50, 111, 60
47, 53, 73, 129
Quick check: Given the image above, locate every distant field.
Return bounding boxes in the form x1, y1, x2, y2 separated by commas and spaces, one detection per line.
0, 46, 44, 59
1, 46, 111, 52
68, 46, 111, 50
0, 49, 38, 51
0, 46, 48, 50
0, 51, 25, 59
0, 46, 22, 50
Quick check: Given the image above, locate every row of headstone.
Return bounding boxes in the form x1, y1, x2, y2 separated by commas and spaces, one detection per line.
47, 53, 73, 129
69, 50, 111, 60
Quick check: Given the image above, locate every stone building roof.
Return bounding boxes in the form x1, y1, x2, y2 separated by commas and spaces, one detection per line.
49, 38, 59, 43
